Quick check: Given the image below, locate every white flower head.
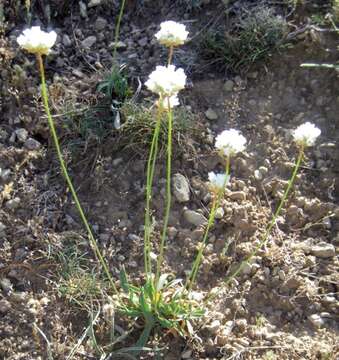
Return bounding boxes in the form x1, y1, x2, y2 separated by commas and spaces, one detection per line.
17, 26, 57, 55
145, 65, 186, 96
293, 122, 321, 147
155, 21, 189, 47
208, 172, 230, 192
215, 129, 247, 157
157, 94, 180, 109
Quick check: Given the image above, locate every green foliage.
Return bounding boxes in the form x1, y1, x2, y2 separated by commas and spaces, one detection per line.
117, 269, 203, 347
200, 5, 288, 72
97, 65, 131, 102
55, 244, 106, 308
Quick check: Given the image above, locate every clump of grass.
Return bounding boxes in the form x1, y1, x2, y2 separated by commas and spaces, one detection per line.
200, 5, 288, 72
117, 101, 196, 154
55, 243, 106, 308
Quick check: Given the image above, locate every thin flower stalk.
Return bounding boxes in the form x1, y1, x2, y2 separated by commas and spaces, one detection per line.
112, 0, 126, 62
144, 108, 162, 275
186, 156, 230, 292
155, 97, 173, 288
36, 54, 118, 295
224, 145, 304, 284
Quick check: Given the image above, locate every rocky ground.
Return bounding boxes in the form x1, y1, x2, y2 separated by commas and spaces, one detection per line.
0, 0, 338, 359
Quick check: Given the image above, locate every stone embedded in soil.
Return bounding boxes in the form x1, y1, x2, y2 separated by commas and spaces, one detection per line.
224, 80, 235, 92
95, 17, 107, 31
62, 34, 72, 47
205, 108, 218, 120
15, 128, 28, 142
310, 242, 335, 258
88, 0, 102, 7
81, 36, 97, 48
173, 173, 190, 203
215, 207, 224, 219
0, 299, 11, 314
24, 138, 41, 150
206, 319, 221, 335
0, 168, 11, 181
5, 197, 21, 210
0, 222, 6, 233
229, 191, 246, 201
308, 314, 325, 328
184, 210, 207, 227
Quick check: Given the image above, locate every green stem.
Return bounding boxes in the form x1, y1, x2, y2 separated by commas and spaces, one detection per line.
144, 109, 162, 275
112, 0, 126, 63
168, 46, 174, 65
186, 156, 230, 292
224, 147, 304, 285
155, 99, 173, 287
36, 54, 118, 295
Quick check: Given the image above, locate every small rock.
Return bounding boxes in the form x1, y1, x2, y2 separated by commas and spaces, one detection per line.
0, 222, 6, 233
88, 0, 102, 7
308, 314, 325, 328
62, 34, 72, 47
311, 242, 335, 258
181, 350, 192, 359
184, 210, 207, 227
173, 173, 190, 203
0, 299, 11, 314
224, 80, 234, 92
138, 37, 149, 47
5, 197, 21, 210
95, 17, 107, 31
112, 157, 123, 167
15, 128, 28, 142
79, 1, 87, 17
206, 319, 221, 335
24, 138, 41, 150
229, 191, 246, 201
215, 207, 224, 219
81, 36, 97, 48
254, 169, 262, 180
0, 168, 11, 181
205, 108, 218, 121
0, 278, 13, 293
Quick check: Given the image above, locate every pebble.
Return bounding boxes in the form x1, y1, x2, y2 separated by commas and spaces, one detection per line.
206, 319, 221, 335
81, 36, 97, 48
5, 197, 21, 210
15, 128, 28, 142
0, 222, 6, 233
0, 278, 13, 293
0, 299, 11, 314
229, 191, 246, 201
79, 1, 87, 17
205, 108, 218, 121
224, 80, 234, 92
112, 157, 123, 167
24, 138, 41, 150
138, 37, 149, 47
173, 173, 190, 203
310, 242, 335, 258
308, 313, 325, 328
62, 34, 72, 47
184, 210, 207, 227
95, 17, 107, 31
214, 207, 224, 219
88, 0, 102, 7
0, 168, 11, 181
